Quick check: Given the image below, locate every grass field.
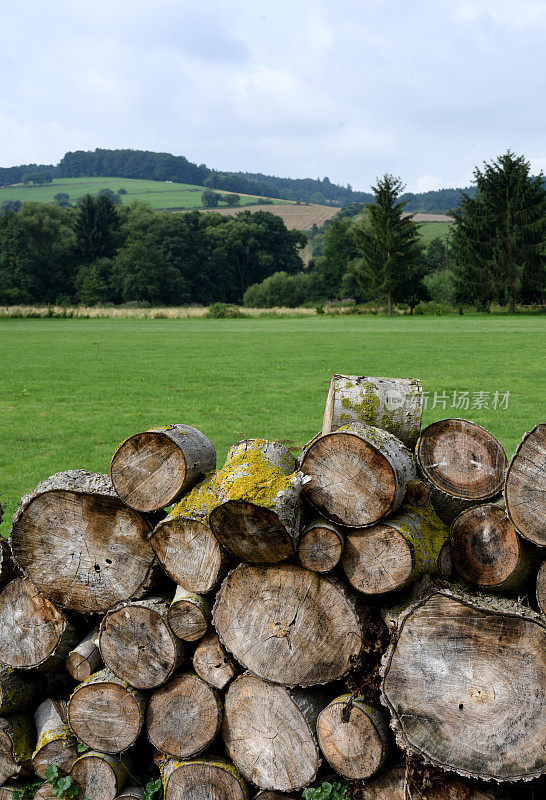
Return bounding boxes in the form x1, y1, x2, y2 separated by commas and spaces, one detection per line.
419, 220, 453, 243
1, 314, 543, 535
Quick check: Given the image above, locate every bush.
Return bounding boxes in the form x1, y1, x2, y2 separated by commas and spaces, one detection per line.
303, 780, 348, 799
206, 302, 247, 318
243, 271, 313, 308
424, 269, 456, 305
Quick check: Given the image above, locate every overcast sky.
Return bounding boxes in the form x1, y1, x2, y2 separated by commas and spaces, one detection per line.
1, 0, 544, 192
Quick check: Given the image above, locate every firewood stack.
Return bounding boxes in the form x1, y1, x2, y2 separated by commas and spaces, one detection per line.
0, 384, 544, 800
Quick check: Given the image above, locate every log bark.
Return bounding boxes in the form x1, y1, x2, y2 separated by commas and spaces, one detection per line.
0, 578, 78, 670
316, 694, 389, 780
110, 424, 216, 512
416, 420, 507, 524
99, 597, 186, 690
297, 519, 344, 573
0, 541, 17, 590
505, 423, 546, 547
65, 628, 102, 681
208, 440, 301, 564
450, 504, 533, 591
146, 673, 222, 758
359, 764, 510, 800
299, 422, 416, 528
537, 561, 546, 615
10, 471, 156, 613
168, 587, 211, 642
342, 503, 449, 595
213, 563, 363, 686
0, 667, 44, 715
223, 673, 325, 791
192, 632, 238, 691
32, 698, 78, 779
71, 752, 128, 800
322, 374, 423, 449
0, 714, 34, 785
68, 668, 145, 753
158, 756, 248, 800
380, 588, 546, 781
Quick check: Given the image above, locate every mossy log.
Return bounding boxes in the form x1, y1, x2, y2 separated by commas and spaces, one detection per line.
192, 632, 238, 691
65, 628, 102, 681
32, 698, 78, 779
146, 673, 222, 758
0, 577, 78, 670
208, 439, 301, 564
359, 764, 510, 800
416, 420, 507, 524
223, 673, 325, 791
158, 756, 249, 800
0, 541, 17, 590
99, 597, 186, 690
71, 751, 128, 800
213, 563, 363, 686
10, 471, 156, 613
297, 518, 344, 573
316, 694, 389, 780
110, 424, 216, 512
299, 422, 416, 528
342, 503, 449, 595
380, 588, 546, 781
0, 714, 34, 785
0, 667, 44, 715
322, 374, 423, 448
505, 423, 546, 547
537, 561, 546, 615
68, 668, 145, 753
451, 504, 533, 591
168, 587, 211, 642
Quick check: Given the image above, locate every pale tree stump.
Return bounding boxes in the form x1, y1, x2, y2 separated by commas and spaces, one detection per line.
10, 471, 156, 613
32, 698, 78, 779
70, 752, 128, 800
537, 561, 546, 615
192, 632, 238, 691
66, 628, 102, 681
299, 422, 416, 527
0, 667, 44, 715
505, 423, 546, 546
168, 587, 211, 641
0, 714, 34, 785
360, 764, 510, 800
158, 756, 248, 800
297, 519, 344, 573
110, 424, 216, 512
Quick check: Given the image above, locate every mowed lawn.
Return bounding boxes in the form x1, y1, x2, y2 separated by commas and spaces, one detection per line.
0, 314, 543, 533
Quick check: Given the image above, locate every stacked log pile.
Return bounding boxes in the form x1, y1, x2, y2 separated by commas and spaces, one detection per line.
0, 397, 544, 800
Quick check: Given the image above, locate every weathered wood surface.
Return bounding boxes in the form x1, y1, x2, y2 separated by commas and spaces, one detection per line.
192, 631, 238, 690
68, 668, 145, 753
32, 698, 77, 779
213, 563, 363, 686
253, 794, 299, 800
71, 751, 128, 800
381, 589, 546, 781
505, 423, 546, 547
0, 786, 26, 800
299, 422, 416, 527
322, 374, 423, 448
100, 597, 185, 690
0, 667, 43, 715
111, 424, 216, 512
146, 672, 221, 758
297, 519, 344, 573
224, 673, 324, 791
10, 471, 156, 613
342, 503, 449, 595
158, 756, 249, 800
0, 714, 34, 785
168, 587, 210, 641
115, 788, 145, 799
66, 628, 102, 681
359, 764, 510, 800
316, 694, 389, 780
537, 561, 546, 615
208, 439, 301, 564
0, 577, 78, 670
31, 785, 58, 800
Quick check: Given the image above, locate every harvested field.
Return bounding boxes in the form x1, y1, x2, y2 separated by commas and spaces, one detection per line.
196, 203, 339, 230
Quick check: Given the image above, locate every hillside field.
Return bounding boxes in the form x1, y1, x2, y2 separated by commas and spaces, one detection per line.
0, 314, 543, 534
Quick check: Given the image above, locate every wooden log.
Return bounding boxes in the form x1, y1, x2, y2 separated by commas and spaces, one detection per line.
192, 632, 238, 691
213, 563, 363, 686
0, 578, 78, 670
115, 788, 144, 799
208, 439, 301, 564
0, 714, 34, 785
505, 423, 546, 547
0, 667, 44, 715
537, 561, 546, 615
167, 587, 211, 642
10, 471, 156, 613
223, 673, 324, 791
380, 588, 546, 781
0, 540, 17, 590
342, 503, 449, 595
416, 420, 507, 524
359, 764, 510, 800
32, 698, 78, 779
297, 518, 344, 573
149, 475, 227, 593
253, 794, 299, 800
299, 422, 416, 528
31, 785, 58, 800
110, 424, 216, 512
316, 694, 389, 780
158, 756, 248, 800
99, 597, 186, 690
71, 752, 128, 800
0, 786, 25, 800
146, 673, 222, 758
68, 668, 145, 754
65, 628, 102, 681
322, 374, 423, 448
451, 504, 533, 591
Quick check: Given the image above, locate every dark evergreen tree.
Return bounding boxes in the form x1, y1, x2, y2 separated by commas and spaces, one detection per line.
72, 194, 121, 263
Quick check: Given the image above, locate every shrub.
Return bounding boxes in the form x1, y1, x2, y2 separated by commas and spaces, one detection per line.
206, 302, 247, 318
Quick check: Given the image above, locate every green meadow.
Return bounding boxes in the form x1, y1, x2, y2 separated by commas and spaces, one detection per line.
1, 314, 543, 534
419, 220, 453, 243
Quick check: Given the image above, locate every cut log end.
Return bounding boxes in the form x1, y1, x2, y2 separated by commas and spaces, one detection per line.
192, 632, 238, 691
298, 522, 343, 573
71, 752, 127, 800
537, 561, 546, 615
343, 525, 413, 595
505, 423, 546, 547
150, 517, 225, 593
210, 501, 294, 564
168, 588, 210, 642
160, 757, 248, 800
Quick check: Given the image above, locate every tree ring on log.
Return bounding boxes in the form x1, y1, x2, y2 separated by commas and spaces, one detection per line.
159, 757, 248, 800
343, 526, 413, 594
209, 500, 294, 563
505, 423, 546, 546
